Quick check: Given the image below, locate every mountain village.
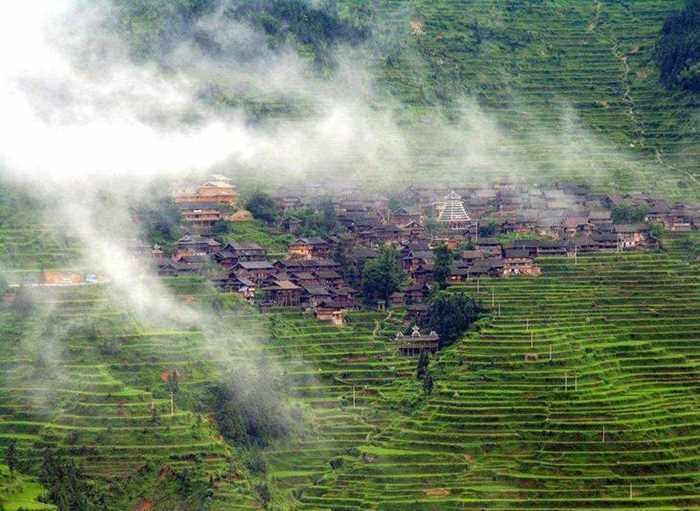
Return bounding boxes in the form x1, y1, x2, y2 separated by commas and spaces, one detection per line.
130, 176, 700, 331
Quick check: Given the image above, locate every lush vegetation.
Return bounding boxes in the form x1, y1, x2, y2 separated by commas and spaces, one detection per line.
208, 370, 298, 448
133, 193, 183, 252
422, 290, 482, 348
245, 192, 278, 224
656, 0, 700, 92
360, 245, 405, 304
432, 243, 452, 289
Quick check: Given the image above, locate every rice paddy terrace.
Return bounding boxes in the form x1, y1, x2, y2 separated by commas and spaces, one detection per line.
291, 234, 700, 510
0, 234, 699, 510
338, 0, 699, 196
0, 269, 415, 508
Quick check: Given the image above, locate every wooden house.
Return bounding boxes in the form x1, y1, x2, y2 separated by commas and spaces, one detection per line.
315, 270, 343, 288
314, 300, 346, 326
470, 258, 504, 277
157, 261, 202, 277
644, 201, 671, 224
390, 292, 406, 307
212, 273, 256, 300
213, 242, 266, 268
503, 239, 540, 258
503, 249, 541, 277
461, 250, 486, 265
588, 210, 612, 226
330, 287, 357, 309
614, 224, 649, 248
176, 181, 238, 206
302, 284, 332, 308
391, 206, 421, 226
174, 235, 221, 258
181, 209, 222, 230
561, 216, 590, 236
538, 240, 568, 256
395, 326, 440, 356
592, 232, 618, 251
402, 250, 435, 273
403, 283, 428, 304
666, 207, 693, 232
233, 260, 277, 283
405, 304, 429, 323
288, 237, 331, 259
261, 280, 303, 307
475, 238, 502, 257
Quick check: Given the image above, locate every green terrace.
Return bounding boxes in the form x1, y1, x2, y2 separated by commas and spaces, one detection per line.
291, 246, 700, 509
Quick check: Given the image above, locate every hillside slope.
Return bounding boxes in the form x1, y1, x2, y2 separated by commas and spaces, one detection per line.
361, 0, 698, 193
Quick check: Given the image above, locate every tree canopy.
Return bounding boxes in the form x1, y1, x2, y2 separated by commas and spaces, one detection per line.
432, 244, 452, 290
361, 246, 405, 304
423, 291, 482, 348
656, 0, 700, 92
246, 192, 278, 223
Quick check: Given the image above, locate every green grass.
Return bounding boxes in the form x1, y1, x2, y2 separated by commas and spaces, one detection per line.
0, 464, 55, 511
222, 220, 293, 258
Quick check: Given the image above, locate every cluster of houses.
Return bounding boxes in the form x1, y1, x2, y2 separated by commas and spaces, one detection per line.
150, 179, 699, 331
155, 235, 357, 325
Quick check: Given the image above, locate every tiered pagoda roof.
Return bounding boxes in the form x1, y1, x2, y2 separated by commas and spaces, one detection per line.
438, 190, 471, 223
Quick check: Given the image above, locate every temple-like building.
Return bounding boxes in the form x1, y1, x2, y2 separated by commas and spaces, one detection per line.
175, 181, 239, 206
395, 326, 440, 356
437, 190, 471, 230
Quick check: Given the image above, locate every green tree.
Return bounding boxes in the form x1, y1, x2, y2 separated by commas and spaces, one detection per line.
212, 220, 232, 236
4, 439, 18, 477
361, 246, 405, 304
479, 221, 497, 238
167, 370, 180, 395
432, 244, 452, 289
422, 371, 434, 396
134, 193, 182, 250
416, 351, 429, 380
656, 0, 700, 92
424, 291, 482, 348
319, 197, 337, 233
611, 204, 648, 224
246, 192, 278, 223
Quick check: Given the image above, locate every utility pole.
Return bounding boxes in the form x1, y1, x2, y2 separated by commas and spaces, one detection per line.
602, 424, 606, 443
498, 303, 501, 316
353, 386, 356, 408
530, 331, 534, 348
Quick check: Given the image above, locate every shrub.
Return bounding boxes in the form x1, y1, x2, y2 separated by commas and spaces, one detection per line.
246, 192, 278, 224
656, 0, 700, 92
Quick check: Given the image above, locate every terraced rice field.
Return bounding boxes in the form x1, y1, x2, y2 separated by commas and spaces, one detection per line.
257, 310, 413, 496
0, 275, 416, 508
0, 281, 263, 508
340, 0, 699, 197
1, 222, 699, 510
292, 237, 700, 509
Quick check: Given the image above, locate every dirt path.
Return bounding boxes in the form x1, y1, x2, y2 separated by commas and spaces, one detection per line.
373, 310, 393, 337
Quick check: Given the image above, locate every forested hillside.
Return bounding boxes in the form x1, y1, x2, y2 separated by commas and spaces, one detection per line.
110, 0, 699, 196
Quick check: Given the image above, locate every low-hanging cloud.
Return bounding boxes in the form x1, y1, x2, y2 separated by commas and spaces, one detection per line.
0, 0, 413, 186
